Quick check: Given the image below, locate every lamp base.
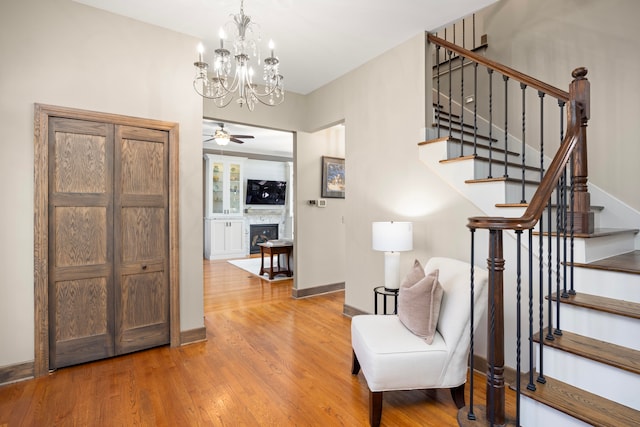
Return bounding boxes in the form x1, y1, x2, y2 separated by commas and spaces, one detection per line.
383, 251, 401, 290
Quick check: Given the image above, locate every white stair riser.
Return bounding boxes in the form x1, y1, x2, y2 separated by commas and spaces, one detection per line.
474, 161, 542, 182
445, 139, 518, 160
529, 231, 636, 264
573, 268, 640, 303
504, 181, 539, 204
535, 344, 640, 410
420, 141, 508, 217
555, 304, 640, 350
520, 397, 591, 427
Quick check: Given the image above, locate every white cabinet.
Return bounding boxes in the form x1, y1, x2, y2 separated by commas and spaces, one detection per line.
203, 154, 247, 259
203, 154, 246, 217
204, 219, 245, 259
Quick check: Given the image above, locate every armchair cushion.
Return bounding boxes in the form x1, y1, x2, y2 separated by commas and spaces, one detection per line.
397, 268, 444, 344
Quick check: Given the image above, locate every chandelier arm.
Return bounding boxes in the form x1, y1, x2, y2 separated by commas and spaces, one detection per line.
247, 82, 283, 97
192, 79, 234, 105
251, 92, 286, 107
245, 83, 285, 106
213, 67, 240, 95
193, 81, 234, 107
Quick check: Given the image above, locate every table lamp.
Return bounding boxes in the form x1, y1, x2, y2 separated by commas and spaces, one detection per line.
372, 221, 413, 290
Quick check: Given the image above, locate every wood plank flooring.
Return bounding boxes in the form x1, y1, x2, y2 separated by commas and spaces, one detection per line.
0, 259, 515, 426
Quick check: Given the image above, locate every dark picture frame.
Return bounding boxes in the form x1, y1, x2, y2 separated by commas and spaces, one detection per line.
321, 156, 345, 198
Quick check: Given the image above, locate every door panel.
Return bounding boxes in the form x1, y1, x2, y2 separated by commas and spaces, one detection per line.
120, 207, 166, 261
114, 125, 169, 355
48, 118, 114, 369
54, 207, 107, 267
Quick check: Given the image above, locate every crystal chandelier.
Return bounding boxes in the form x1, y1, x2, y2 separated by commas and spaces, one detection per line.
193, 0, 284, 111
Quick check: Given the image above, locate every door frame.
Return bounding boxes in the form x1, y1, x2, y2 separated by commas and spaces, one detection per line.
33, 104, 181, 377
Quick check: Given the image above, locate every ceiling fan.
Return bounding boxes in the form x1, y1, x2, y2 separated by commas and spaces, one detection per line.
204, 123, 254, 146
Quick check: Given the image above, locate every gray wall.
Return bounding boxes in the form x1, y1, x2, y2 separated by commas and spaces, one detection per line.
0, 0, 204, 366
481, 0, 640, 211
305, 33, 480, 312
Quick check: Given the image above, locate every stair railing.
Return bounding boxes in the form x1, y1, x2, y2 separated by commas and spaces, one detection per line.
429, 33, 593, 229
428, 32, 591, 426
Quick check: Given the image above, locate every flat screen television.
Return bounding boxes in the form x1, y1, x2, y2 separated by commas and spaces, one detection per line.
245, 179, 287, 205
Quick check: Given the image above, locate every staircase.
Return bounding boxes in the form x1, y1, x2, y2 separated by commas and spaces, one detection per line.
419, 102, 640, 425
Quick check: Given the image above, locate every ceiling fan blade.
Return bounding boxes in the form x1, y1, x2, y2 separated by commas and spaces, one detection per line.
203, 137, 216, 143
230, 134, 254, 139
230, 137, 245, 144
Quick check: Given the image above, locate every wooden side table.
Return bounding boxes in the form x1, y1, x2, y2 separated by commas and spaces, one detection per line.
258, 242, 293, 280
374, 286, 399, 315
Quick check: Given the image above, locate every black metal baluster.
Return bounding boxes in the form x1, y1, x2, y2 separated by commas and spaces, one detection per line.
488, 232, 497, 422
527, 229, 536, 391
449, 24, 462, 148
460, 57, 465, 157
569, 157, 576, 295
462, 18, 466, 50
561, 167, 569, 299
488, 69, 494, 178
473, 13, 476, 49
503, 75, 509, 177
559, 100, 569, 298
447, 46, 455, 140
555, 179, 563, 336
436, 44, 441, 138
460, 21, 465, 157
535, 91, 547, 384
468, 228, 477, 421
521, 83, 527, 203
515, 230, 523, 426
473, 63, 478, 156
539, 91, 546, 175
546, 200, 554, 341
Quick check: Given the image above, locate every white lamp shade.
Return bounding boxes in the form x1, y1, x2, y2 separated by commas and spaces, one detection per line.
372, 221, 413, 252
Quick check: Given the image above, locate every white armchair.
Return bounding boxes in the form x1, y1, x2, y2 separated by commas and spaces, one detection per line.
351, 257, 488, 426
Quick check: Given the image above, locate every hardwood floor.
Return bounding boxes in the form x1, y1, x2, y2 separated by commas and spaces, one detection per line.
0, 259, 515, 426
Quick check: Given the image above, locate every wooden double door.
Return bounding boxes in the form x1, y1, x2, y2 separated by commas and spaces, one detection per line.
48, 117, 170, 369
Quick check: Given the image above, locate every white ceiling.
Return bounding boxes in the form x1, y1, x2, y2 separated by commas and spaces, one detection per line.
73, 0, 497, 95
72, 0, 497, 156
203, 119, 294, 158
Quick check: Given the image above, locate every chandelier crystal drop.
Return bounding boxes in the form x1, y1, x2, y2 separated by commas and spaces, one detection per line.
193, 0, 284, 111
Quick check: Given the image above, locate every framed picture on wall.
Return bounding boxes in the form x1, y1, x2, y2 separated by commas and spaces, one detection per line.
321, 156, 345, 198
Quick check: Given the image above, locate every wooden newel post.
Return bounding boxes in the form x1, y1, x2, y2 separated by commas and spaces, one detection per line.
567, 67, 593, 234
487, 229, 506, 425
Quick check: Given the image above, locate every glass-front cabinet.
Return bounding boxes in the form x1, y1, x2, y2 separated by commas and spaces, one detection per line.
204, 154, 246, 217
203, 154, 247, 260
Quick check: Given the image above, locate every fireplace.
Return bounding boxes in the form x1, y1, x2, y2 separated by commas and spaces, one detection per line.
249, 224, 279, 254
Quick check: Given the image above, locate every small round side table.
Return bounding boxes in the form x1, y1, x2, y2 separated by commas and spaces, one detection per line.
374, 286, 399, 315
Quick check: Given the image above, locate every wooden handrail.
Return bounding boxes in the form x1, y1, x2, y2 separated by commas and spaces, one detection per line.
467, 119, 581, 231
427, 33, 570, 102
